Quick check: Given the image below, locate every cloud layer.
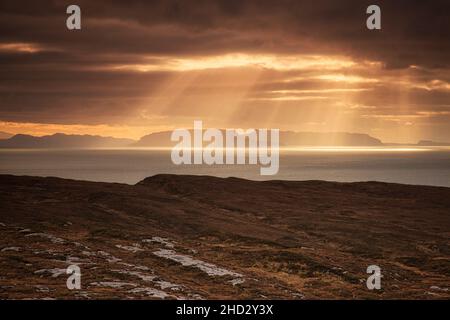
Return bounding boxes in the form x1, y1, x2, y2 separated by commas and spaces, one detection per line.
0, 0, 449, 142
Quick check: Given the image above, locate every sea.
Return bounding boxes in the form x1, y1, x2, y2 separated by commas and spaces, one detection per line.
1, 147, 450, 187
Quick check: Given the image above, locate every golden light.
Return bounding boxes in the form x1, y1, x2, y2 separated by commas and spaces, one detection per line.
314, 74, 379, 83
108, 54, 356, 72
0, 42, 43, 53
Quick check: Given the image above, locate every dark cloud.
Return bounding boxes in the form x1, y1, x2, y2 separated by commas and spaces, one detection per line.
1, 0, 448, 64
0, 0, 449, 142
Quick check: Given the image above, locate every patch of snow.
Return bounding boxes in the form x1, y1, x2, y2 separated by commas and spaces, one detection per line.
34, 285, 50, 293
97, 250, 121, 263
33, 249, 59, 256
153, 249, 243, 278
187, 293, 204, 300
1, 247, 21, 252
75, 291, 92, 299
129, 287, 170, 299
113, 269, 182, 291
25, 233, 65, 244
143, 237, 175, 248
430, 286, 449, 292
66, 256, 91, 265
117, 262, 149, 271
133, 265, 150, 271
116, 244, 143, 253
35, 268, 66, 278
82, 251, 96, 257
229, 278, 245, 286
90, 281, 137, 289
157, 280, 182, 291
113, 269, 156, 282
74, 242, 90, 250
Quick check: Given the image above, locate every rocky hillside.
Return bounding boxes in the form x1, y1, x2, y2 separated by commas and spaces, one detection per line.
0, 174, 449, 299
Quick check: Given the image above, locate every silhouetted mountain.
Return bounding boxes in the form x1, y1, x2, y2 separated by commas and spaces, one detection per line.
0, 131, 13, 140
6, 131, 440, 149
133, 131, 175, 147
133, 130, 383, 147
279, 131, 382, 146
0, 133, 136, 148
417, 140, 450, 146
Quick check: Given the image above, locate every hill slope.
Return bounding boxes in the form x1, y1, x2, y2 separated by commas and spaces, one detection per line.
0, 174, 449, 299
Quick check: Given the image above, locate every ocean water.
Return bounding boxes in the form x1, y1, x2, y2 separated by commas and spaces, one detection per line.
0, 147, 450, 187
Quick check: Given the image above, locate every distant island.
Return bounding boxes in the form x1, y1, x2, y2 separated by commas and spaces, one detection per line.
0, 131, 448, 149
0, 133, 135, 148
134, 130, 384, 147
417, 140, 450, 146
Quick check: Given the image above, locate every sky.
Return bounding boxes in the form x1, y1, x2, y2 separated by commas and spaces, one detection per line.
0, 0, 449, 143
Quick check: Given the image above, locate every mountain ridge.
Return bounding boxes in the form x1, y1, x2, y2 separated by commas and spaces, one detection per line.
134, 130, 384, 147
0, 131, 448, 148
0, 133, 135, 148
